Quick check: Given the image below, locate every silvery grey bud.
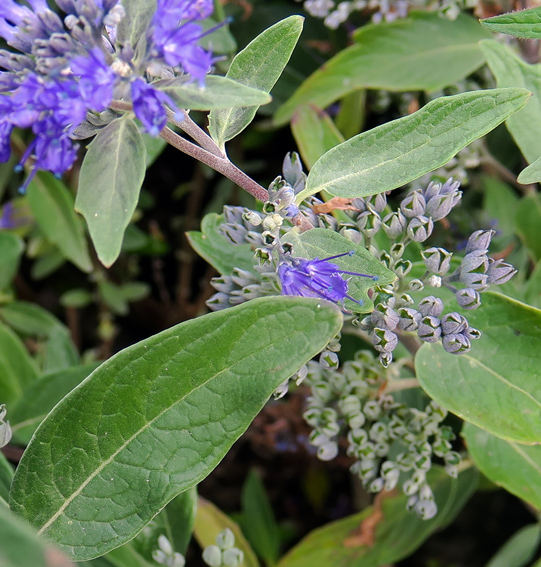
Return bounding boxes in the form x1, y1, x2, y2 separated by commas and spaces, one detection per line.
418, 296, 444, 318
442, 333, 471, 354
394, 259, 413, 278
210, 276, 234, 294
418, 316, 442, 343
400, 192, 426, 218
441, 177, 461, 195
409, 279, 425, 292
202, 545, 222, 567
422, 247, 452, 276
243, 210, 263, 226
223, 549, 244, 567
372, 327, 398, 353
460, 271, 489, 291
399, 308, 421, 332
282, 152, 306, 191
441, 312, 468, 335
379, 352, 393, 368
425, 192, 461, 221
357, 210, 381, 238
390, 242, 405, 259
486, 259, 517, 285
369, 192, 387, 213
423, 181, 442, 201
221, 224, 247, 244
399, 293, 414, 306
231, 268, 257, 287
382, 210, 407, 238
465, 230, 494, 254
206, 293, 231, 311
0, 420, 11, 448
407, 216, 434, 242
465, 326, 482, 341
223, 205, 245, 224
371, 305, 399, 330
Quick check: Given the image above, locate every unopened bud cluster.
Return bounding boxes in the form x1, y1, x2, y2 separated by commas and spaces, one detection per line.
202, 528, 244, 567
303, 349, 459, 519
152, 535, 185, 567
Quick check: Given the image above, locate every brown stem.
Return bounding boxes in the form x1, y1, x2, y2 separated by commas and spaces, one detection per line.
160, 126, 269, 201
108, 100, 269, 201
383, 378, 419, 394
395, 329, 422, 356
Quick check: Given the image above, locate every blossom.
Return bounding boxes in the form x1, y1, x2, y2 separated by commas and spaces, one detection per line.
278, 252, 377, 305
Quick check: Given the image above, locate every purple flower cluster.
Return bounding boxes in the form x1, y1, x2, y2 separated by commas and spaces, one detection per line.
278, 252, 377, 306
0, 0, 214, 190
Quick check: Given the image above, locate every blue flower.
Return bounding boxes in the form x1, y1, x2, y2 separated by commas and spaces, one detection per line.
278, 252, 377, 305
70, 47, 115, 111
131, 78, 181, 137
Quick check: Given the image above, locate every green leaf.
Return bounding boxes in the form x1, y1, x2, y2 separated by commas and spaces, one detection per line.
482, 176, 519, 239
186, 212, 255, 275
60, 289, 93, 309
194, 497, 260, 567
481, 40, 541, 164
291, 105, 344, 170
0, 232, 24, 290
104, 543, 154, 567
27, 173, 92, 273
516, 192, 541, 261
481, 7, 541, 39
0, 451, 13, 503
76, 115, 146, 267
464, 423, 541, 511
487, 524, 541, 567
275, 12, 491, 125
10, 296, 342, 560
10, 363, 99, 445
116, 0, 156, 50
518, 155, 541, 184
278, 466, 478, 567
0, 505, 76, 567
416, 293, 541, 444
240, 470, 281, 566
0, 322, 39, 406
297, 88, 530, 202
155, 75, 271, 111
209, 16, 303, 148
284, 228, 396, 313
131, 487, 198, 559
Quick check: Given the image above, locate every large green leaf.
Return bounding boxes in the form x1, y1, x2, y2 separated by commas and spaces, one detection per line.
486, 524, 541, 567
0, 322, 39, 406
284, 228, 396, 313
186, 212, 255, 275
10, 363, 99, 445
297, 88, 529, 202
481, 40, 541, 164
518, 154, 541, 184
278, 466, 477, 567
463, 423, 541, 511
290, 105, 344, 169
275, 12, 491, 125
515, 192, 541, 261
0, 232, 23, 291
0, 505, 76, 567
481, 7, 541, 39
27, 173, 92, 273
76, 115, 146, 267
10, 297, 342, 560
155, 76, 271, 111
209, 16, 303, 148
416, 293, 541, 444
0, 451, 13, 503
194, 497, 260, 567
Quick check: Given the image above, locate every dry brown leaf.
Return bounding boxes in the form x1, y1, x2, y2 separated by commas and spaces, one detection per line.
312, 197, 358, 214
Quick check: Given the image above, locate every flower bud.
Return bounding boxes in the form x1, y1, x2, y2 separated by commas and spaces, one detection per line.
460, 271, 489, 291
417, 316, 442, 343
407, 216, 434, 242
319, 350, 339, 369
338, 395, 362, 418
390, 242, 405, 259
231, 268, 257, 287
242, 210, 263, 226
441, 177, 461, 195
216, 528, 235, 550
394, 259, 413, 278
202, 546, 222, 567
206, 292, 231, 311
461, 249, 489, 275
425, 192, 461, 221
357, 210, 381, 238
382, 210, 407, 238
379, 352, 393, 368
442, 333, 471, 354
423, 181, 442, 201
368, 477, 384, 493
283, 151, 305, 188
223, 549, 244, 567
317, 441, 339, 461
348, 427, 369, 446
486, 258, 517, 285
441, 312, 468, 335
369, 192, 388, 213
398, 307, 422, 331
415, 499, 438, 520
465, 229, 494, 254
364, 400, 382, 420
372, 327, 398, 353
421, 247, 452, 276
409, 279, 425, 292
400, 191, 426, 218
371, 304, 399, 330
418, 296, 444, 318
221, 223, 247, 244
223, 205, 245, 224
455, 288, 481, 310
465, 326, 481, 341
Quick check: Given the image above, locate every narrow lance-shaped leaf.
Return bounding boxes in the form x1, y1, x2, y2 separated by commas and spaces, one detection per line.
27, 173, 92, 273
297, 88, 530, 202
155, 76, 271, 111
116, 0, 156, 50
10, 296, 342, 560
76, 115, 146, 268
481, 7, 541, 39
518, 155, 541, 184
209, 16, 304, 148
416, 293, 541, 444
481, 40, 541, 164
274, 12, 491, 126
